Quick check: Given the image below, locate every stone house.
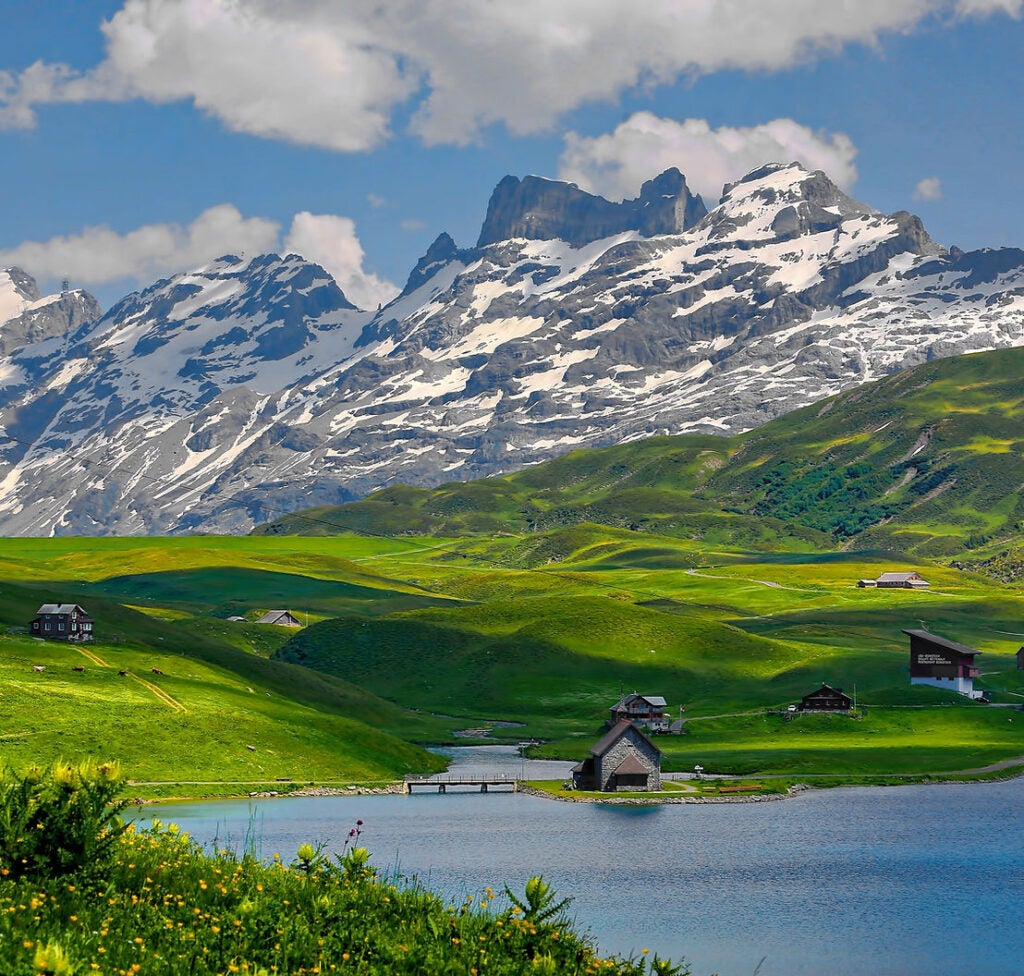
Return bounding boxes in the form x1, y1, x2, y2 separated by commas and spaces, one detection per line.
572, 720, 662, 792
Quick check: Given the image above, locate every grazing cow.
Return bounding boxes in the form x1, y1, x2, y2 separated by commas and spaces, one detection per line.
71, 665, 85, 672
32, 665, 45, 672
118, 669, 128, 677
151, 667, 164, 675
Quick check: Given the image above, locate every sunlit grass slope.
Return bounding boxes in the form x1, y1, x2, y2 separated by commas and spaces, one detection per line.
256, 345, 1024, 569
0, 547, 451, 790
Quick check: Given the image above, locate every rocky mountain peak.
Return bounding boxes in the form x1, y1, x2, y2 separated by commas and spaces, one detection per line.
476, 169, 706, 248
400, 232, 468, 297
0, 267, 102, 356
1, 266, 41, 305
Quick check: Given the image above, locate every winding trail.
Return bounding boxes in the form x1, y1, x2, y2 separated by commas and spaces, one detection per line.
74, 646, 187, 712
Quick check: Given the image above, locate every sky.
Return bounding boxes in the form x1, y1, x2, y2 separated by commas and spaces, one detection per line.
1, 0, 1023, 311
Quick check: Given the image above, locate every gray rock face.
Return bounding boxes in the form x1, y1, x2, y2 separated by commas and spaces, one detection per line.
476, 168, 707, 247
1, 163, 1024, 536
0, 268, 102, 356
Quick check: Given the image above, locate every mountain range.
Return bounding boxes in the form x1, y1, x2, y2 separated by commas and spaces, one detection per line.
2, 161, 1023, 535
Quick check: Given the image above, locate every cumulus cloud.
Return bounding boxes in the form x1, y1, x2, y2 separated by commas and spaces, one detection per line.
1, 0, 1020, 149
955, 0, 1023, 15
559, 113, 858, 204
0, 205, 397, 310
283, 212, 398, 309
913, 177, 943, 201
0, 205, 279, 287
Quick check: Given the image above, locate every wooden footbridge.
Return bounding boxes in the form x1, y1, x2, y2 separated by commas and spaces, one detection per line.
404, 774, 519, 794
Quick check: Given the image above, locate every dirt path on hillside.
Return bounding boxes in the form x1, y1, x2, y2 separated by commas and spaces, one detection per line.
74, 646, 187, 712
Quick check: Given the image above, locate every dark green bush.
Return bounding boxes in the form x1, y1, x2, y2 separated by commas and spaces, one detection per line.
0, 760, 129, 883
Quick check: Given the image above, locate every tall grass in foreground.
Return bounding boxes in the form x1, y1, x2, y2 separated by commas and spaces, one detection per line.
0, 763, 686, 975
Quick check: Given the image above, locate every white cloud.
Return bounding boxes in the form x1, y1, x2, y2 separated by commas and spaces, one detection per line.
559, 113, 859, 204
0, 205, 397, 311
955, 0, 1022, 15
0, 205, 279, 287
284, 213, 398, 309
913, 177, 943, 201
1, 0, 1019, 149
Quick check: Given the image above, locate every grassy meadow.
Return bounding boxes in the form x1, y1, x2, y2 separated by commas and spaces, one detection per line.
5, 348, 1024, 789
2, 529, 1022, 788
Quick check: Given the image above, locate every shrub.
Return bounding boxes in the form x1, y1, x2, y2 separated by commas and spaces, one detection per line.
0, 759, 129, 882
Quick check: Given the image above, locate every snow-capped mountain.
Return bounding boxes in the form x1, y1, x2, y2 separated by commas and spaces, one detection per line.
2, 162, 1024, 535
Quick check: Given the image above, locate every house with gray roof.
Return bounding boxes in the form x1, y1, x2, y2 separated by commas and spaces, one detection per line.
876, 571, 929, 589
256, 609, 303, 627
572, 720, 662, 792
30, 603, 94, 641
609, 692, 669, 731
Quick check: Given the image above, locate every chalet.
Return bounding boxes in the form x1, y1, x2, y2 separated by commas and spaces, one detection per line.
798, 684, 852, 711
876, 571, 929, 589
905, 629, 984, 700
30, 603, 94, 642
256, 610, 302, 627
572, 720, 662, 792
609, 692, 669, 732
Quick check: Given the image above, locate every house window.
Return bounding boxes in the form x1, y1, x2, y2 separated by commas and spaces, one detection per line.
44, 623, 51, 631
58, 622, 65, 631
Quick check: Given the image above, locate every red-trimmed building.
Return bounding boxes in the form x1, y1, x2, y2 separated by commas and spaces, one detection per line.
572, 720, 662, 792
608, 693, 669, 732
905, 629, 983, 700
30, 603, 94, 642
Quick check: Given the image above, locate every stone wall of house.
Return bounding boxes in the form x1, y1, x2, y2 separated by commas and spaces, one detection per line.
594, 728, 661, 791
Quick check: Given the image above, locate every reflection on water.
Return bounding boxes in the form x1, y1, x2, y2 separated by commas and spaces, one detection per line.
151, 747, 1024, 976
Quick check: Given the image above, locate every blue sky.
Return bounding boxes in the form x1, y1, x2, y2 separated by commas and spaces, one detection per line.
1, 1, 1022, 310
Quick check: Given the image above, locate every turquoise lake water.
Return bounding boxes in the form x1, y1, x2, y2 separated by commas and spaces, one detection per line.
152, 748, 1024, 976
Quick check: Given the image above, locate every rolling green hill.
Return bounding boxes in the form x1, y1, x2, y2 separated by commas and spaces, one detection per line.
4, 348, 1024, 788
0, 541, 452, 793
256, 345, 1024, 570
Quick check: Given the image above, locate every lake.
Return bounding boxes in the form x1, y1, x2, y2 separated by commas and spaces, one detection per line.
150, 747, 1024, 976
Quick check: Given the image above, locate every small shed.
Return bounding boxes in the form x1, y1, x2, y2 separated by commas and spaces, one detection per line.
798, 684, 852, 712
572, 720, 661, 792
30, 603, 94, 642
256, 610, 302, 627
857, 579, 877, 588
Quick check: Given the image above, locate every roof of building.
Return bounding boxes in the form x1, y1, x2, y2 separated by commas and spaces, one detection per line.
903, 629, 980, 657
256, 610, 300, 625
802, 683, 850, 699
36, 603, 87, 615
613, 692, 667, 709
613, 755, 650, 776
589, 719, 660, 758
877, 571, 924, 582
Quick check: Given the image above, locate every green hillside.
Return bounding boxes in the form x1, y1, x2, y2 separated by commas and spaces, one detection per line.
4, 349, 1024, 788
0, 541, 451, 793
256, 345, 1024, 569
